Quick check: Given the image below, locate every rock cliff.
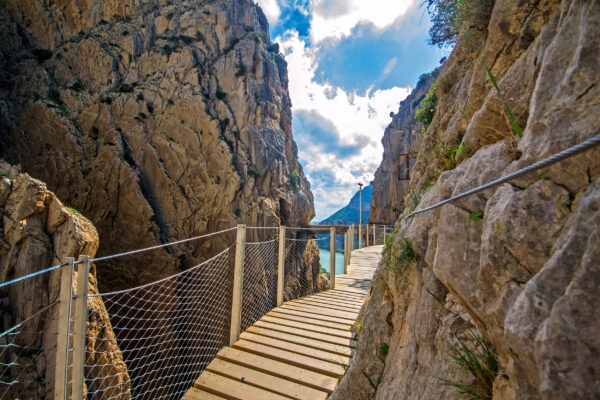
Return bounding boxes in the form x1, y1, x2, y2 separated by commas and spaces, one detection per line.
333, 0, 600, 399
370, 70, 437, 224
0, 165, 128, 399
0, 0, 314, 292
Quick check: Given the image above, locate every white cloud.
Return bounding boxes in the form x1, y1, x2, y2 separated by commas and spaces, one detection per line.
256, 0, 282, 22
310, 0, 415, 42
277, 31, 411, 221
382, 57, 398, 76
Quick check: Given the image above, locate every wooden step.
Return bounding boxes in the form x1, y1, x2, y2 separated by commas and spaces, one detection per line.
291, 298, 362, 312
183, 387, 227, 400
239, 331, 352, 366
206, 358, 328, 400
194, 370, 289, 400
267, 310, 353, 331
253, 320, 354, 347
260, 315, 353, 339
233, 338, 346, 377
245, 326, 353, 356
281, 303, 359, 320
270, 307, 355, 325
216, 346, 339, 393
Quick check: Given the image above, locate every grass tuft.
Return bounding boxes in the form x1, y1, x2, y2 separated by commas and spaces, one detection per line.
438, 330, 498, 400
382, 235, 419, 275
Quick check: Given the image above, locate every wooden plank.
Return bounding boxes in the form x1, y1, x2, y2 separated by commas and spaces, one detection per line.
233, 339, 346, 377
240, 332, 351, 366
308, 295, 363, 307
270, 307, 355, 326
194, 370, 289, 400
293, 297, 362, 311
281, 303, 358, 320
183, 387, 227, 400
253, 320, 354, 347
267, 310, 352, 331
216, 346, 339, 393
260, 315, 353, 339
313, 290, 365, 300
307, 294, 365, 307
246, 326, 353, 356
206, 358, 328, 400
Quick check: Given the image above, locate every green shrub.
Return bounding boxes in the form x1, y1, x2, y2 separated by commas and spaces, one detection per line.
161, 44, 174, 56
380, 343, 390, 357
414, 84, 437, 134
382, 235, 419, 275
438, 330, 498, 400
179, 35, 195, 44
289, 171, 300, 187
248, 168, 261, 178
424, 0, 494, 48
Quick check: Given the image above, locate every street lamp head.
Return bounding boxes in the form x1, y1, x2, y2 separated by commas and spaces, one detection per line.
358, 182, 363, 188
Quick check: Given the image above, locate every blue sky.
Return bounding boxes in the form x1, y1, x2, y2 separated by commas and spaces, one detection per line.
257, 0, 448, 221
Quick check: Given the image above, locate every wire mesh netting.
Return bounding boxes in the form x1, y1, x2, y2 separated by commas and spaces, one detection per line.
283, 234, 328, 301
241, 240, 278, 331
1, 267, 63, 400
84, 246, 233, 400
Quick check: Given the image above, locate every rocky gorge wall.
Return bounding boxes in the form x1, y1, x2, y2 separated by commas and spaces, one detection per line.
0, 167, 128, 398
0, 0, 314, 292
370, 70, 437, 224
333, 0, 600, 399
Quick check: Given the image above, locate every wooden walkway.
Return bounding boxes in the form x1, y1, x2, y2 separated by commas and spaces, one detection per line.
183, 245, 382, 400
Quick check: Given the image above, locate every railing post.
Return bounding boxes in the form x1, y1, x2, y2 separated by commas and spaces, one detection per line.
72, 255, 90, 400
366, 224, 369, 247
358, 224, 362, 249
55, 258, 74, 400
343, 232, 348, 274
329, 227, 335, 289
373, 225, 376, 245
383, 225, 387, 244
230, 224, 246, 345
277, 226, 285, 306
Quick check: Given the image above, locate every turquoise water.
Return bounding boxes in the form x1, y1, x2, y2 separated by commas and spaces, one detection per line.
318, 249, 346, 275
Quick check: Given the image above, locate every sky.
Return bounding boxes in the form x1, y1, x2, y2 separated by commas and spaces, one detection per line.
256, 0, 448, 222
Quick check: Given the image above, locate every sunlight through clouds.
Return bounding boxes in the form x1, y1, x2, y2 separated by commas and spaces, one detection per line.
311, 0, 414, 42
276, 31, 411, 220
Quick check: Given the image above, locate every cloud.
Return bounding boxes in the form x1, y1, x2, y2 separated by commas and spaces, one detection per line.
382, 57, 398, 76
314, 0, 354, 18
256, 0, 282, 22
311, 0, 414, 42
277, 31, 412, 220
294, 110, 369, 158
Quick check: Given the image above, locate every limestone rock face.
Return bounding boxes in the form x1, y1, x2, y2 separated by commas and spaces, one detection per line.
0, 0, 314, 292
370, 71, 437, 224
0, 169, 128, 398
335, 0, 600, 399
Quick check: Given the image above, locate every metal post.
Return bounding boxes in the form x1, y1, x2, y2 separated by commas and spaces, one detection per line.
366, 224, 369, 247
72, 255, 89, 400
230, 224, 246, 345
329, 227, 335, 289
277, 226, 286, 306
384, 225, 387, 243
55, 258, 74, 400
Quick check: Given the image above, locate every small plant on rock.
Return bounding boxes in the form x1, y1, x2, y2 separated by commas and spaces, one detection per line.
415, 84, 437, 134
289, 171, 300, 187
382, 235, 419, 276
439, 330, 498, 400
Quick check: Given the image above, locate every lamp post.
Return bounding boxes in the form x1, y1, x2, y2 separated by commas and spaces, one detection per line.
358, 182, 363, 249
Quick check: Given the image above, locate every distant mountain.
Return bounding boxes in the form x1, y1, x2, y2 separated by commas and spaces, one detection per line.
320, 183, 372, 224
